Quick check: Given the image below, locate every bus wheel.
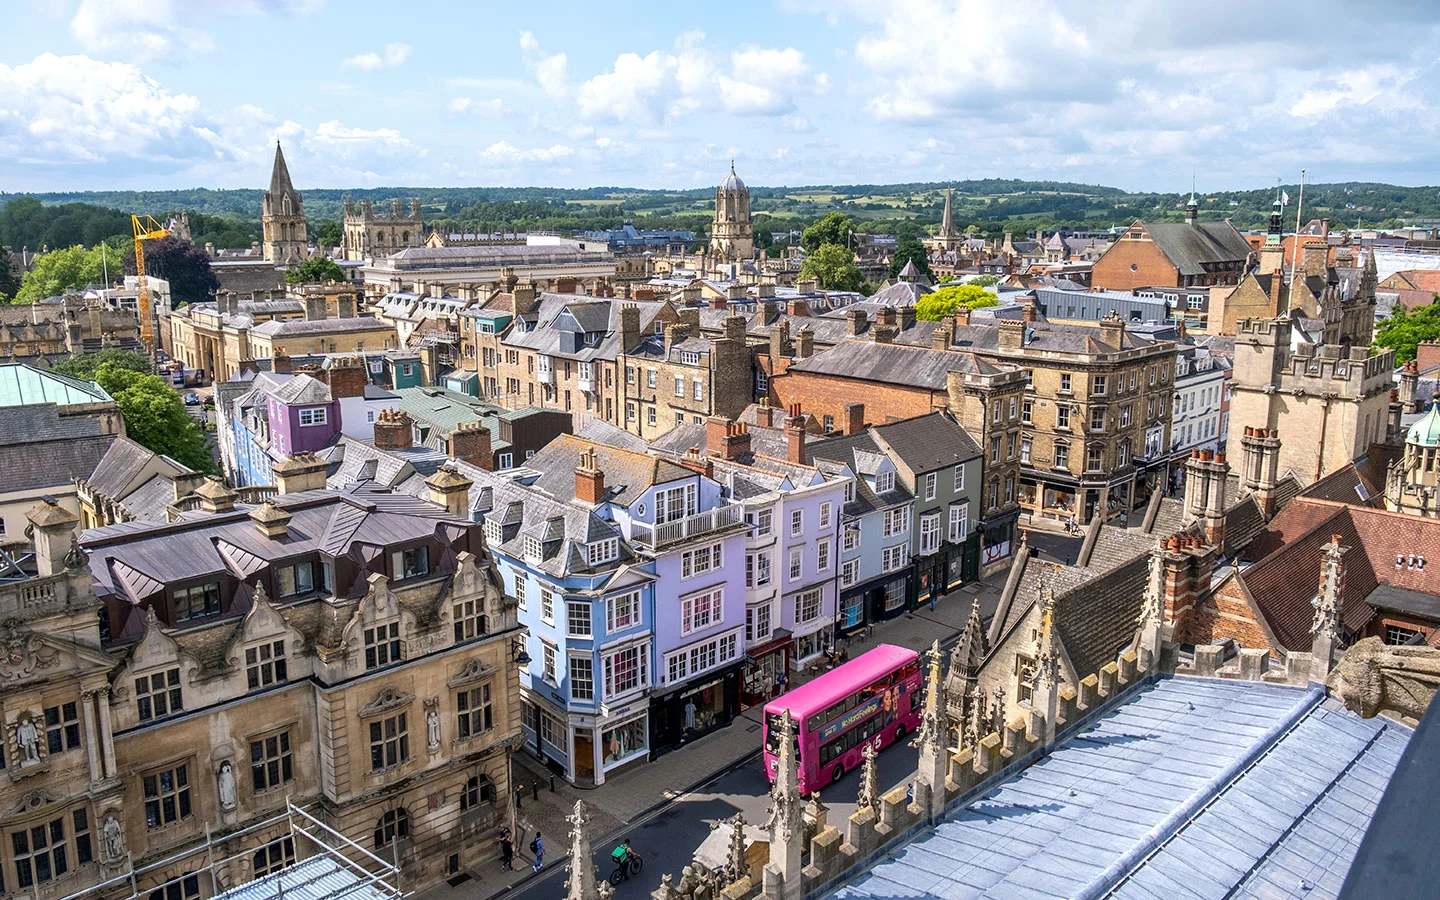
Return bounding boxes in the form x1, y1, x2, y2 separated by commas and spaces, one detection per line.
832, 762, 845, 785
894, 724, 906, 741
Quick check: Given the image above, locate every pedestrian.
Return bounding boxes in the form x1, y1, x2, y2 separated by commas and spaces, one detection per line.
929, 591, 935, 612
499, 827, 514, 871
907, 783, 915, 804
531, 832, 545, 871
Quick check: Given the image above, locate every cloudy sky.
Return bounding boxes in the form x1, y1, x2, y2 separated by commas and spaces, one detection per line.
3, 0, 1439, 193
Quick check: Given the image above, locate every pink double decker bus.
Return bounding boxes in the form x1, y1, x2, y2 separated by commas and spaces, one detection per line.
762, 644, 922, 793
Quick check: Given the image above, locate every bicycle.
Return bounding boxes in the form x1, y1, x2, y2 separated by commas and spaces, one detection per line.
608, 853, 643, 886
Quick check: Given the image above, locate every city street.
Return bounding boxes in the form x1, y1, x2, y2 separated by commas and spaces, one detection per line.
480, 585, 1002, 900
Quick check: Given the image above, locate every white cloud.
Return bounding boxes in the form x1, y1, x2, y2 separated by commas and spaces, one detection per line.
520, 32, 828, 122
480, 140, 574, 164
310, 120, 418, 157
0, 53, 215, 164
343, 43, 413, 71
70, 0, 213, 61
448, 97, 506, 116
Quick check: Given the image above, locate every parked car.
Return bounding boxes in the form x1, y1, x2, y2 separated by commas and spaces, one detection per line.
183, 392, 201, 406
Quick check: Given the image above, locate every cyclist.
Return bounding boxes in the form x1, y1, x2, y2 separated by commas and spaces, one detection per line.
611, 839, 633, 871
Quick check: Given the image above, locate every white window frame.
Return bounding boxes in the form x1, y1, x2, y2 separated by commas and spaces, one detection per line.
924, 472, 937, 501
795, 589, 822, 625
789, 547, 803, 581
819, 502, 832, 529
681, 586, 724, 635
953, 464, 965, 492
841, 558, 859, 587
606, 591, 640, 632
949, 502, 969, 543
790, 509, 803, 537
919, 512, 941, 554
566, 600, 592, 638
680, 543, 723, 579
817, 540, 830, 572
875, 471, 895, 494
603, 642, 649, 698
298, 407, 328, 427
540, 587, 555, 625
882, 542, 909, 574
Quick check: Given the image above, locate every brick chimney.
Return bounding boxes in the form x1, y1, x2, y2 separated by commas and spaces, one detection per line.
846, 307, 867, 336
513, 280, 538, 313
796, 328, 814, 359
25, 499, 79, 577
336, 292, 356, 318
755, 397, 776, 428
448, 420, 494, 470
1398, 359, 1420, 413
784, 403, 807, 465
769, 319, 791, 363
931, 321, 955, 350
760, 299, 778, 323
171, 470, 207, 502
757, 282, 775, 298
877, 306, 897, 327
787, 298, 809, 317
271, 453, 330, 494
272, 349, 292, 374
1020, 302, 1038, 323
844, 402, 865, 435
575, 446, 605, 503
1184, 449, 1228, 547
619, 303, 640, 353
372, 409, 414, 450
871, 324, 896, 343
304, 295, 326, 321
997, 319, 1025, 351
954, 307, 971, 328
898, 306, 916, 330
1240, 427, 1283, 518
195, 477, 238, 513
679, 446, 714, 478
425, 467, 474, 518
327, 356, 368, 399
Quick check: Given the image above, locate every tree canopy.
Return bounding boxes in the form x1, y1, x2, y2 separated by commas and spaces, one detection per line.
53, 348, 152, 381
0, 247, 19, 301
798, 243, 866, 293
123, 235, 219, 306
888, 238, 933, 281
285, 257, 347, 284
915, 283, 999, 320
314, 220, 342, 248
90, 362, 215, 472
801, 212, 857, 252
1374, 298, 1440, 364
13, 238, 128, 302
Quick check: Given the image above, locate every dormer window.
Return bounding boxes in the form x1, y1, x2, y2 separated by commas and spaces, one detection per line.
484, 520, 502, 544
680, 350, 701, 365
587, 538, 619, 566
875, 471, 895, 494
277, 560, 327, 597
298, 407, 327, 427
524, 536, 543, 561
173, 582, 221, 621
390, 547, 430, 581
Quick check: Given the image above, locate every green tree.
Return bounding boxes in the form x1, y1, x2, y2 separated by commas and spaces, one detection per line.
15, 245, 106, 301
53, 349, 152, 381
801, 212, 857, 252
0, 246, 19, 300
284, 257, 347, 284
888, 238, 934, 280
969, 274, 999, 288
92, 363, 214, 472
1374, 298, 1440, 364
915, 284, 998, 320
798, 243, 866, 293
314, 220, 343, 248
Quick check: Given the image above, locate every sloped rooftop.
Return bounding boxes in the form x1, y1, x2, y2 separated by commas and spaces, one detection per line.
829, 677, 1409, 900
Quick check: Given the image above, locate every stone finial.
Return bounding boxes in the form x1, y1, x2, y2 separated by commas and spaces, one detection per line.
805, 792, 827, 832
856, 742, 880, 814
963, 682, 982, 749
916, 639, 949, 818
566, 800, 599, 900
725, 812, 747, 882
1311, 535, 1347, 683
763, 710, 804, 896
1135, 543, 1166, 671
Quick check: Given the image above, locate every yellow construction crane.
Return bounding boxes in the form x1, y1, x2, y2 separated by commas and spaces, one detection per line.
132, 214, 169, 350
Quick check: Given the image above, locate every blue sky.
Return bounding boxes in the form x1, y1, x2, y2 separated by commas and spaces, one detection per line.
3, 0, 1440, 193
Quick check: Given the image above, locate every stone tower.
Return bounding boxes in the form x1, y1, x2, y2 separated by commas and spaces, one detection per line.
1226, 316, 1395, 485
262, 142, 308, 264
710, 162, 754, 262
342, 197, 424, 261
1385, 395, 1440, 518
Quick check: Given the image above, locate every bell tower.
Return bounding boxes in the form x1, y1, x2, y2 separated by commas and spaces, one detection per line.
262, 142, 308, 264
709, 161, 754, 262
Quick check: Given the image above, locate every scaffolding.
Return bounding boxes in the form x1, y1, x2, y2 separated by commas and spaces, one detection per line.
58, 803, 404, 900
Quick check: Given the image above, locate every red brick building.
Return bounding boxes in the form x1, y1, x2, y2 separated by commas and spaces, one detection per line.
1092, 217, 1252, 292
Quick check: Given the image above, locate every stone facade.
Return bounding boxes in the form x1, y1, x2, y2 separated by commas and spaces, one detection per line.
0, 479, 526, 898
618, 310, 754, 440
0, 298, 146, 364
343, 198, 424, 261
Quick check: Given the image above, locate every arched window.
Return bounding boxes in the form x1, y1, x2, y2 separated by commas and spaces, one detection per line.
374, 808, 410, 849
461, 774, 496, 812
401, 231, 409, 244
253, 837, 295, 878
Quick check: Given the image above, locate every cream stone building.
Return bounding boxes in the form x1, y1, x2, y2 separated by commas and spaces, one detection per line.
0, 471, 522, 898
710, 163, 754, 262
342, 199, 424, 261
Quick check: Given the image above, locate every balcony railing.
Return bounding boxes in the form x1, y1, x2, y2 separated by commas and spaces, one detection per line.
630, 504, 742, 549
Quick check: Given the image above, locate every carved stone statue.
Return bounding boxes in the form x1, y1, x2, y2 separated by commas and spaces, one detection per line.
103, 814, 125, 861
427, 709, 441, 751
1328, 637, 1440, 722
16, 716, 40, 763
217, 760, 237, 810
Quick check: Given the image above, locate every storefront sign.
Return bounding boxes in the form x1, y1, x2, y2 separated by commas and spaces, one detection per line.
982, 540, 1012, 564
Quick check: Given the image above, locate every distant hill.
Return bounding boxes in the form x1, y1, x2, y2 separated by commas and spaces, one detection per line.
3, 180, 1436, 252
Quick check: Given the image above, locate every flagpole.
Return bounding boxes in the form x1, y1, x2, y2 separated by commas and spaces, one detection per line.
1293, 168, 1306, 266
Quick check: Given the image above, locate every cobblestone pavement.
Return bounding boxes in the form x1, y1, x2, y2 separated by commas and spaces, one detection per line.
414, 580, 1003, 900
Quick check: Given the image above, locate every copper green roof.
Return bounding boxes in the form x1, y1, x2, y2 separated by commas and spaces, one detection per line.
0, 363, 112, 408
1406, 403, 1440, 448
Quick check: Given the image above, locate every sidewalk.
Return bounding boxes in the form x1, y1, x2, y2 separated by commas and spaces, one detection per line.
417, 580, 1001, 900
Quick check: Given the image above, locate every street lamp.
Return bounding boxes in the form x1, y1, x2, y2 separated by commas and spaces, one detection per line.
511, 635, 531, 667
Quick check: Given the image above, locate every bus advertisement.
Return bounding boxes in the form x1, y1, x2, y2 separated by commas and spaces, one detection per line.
762, 644, 922, 793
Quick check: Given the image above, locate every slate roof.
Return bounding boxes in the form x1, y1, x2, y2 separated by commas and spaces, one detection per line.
505, 296, 670, 361
268, 374, 332, 405
785, 341, 1008, 390
522, 434, 693, 505
1142, 220, 1254, 275
828, 677, 1410, 900
85, 437, 181, 499
870, 412, 981, 473
250, 316, 392, 337
1299, 463, 1380, 507
0, 426, 116, 494
391, 387, 519, 452
319, 436, 448, 490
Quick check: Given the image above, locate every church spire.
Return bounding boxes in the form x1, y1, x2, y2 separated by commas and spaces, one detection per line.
940, 187, 955, 238
269, 142, 296, 197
